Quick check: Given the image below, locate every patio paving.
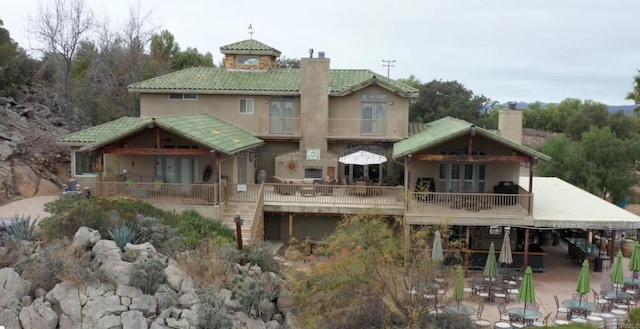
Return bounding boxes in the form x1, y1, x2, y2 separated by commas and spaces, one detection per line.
458, 239, 631, 326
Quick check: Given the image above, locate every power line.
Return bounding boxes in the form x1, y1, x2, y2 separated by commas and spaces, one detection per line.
382, 59, 396, 78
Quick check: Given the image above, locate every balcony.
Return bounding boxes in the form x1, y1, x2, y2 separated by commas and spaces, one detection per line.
257, 117, 301, 136
327, 118, 403, 139
95, 181, 221, 205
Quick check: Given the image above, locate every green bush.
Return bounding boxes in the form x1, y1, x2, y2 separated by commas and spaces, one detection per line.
243, 244, 280, 274
629, 307, 640, 324
136, 216, 185, 255
174, 210, 235, 248
2, 214, 39, 241
130, 258, 167, 294
198, 286, 233, 329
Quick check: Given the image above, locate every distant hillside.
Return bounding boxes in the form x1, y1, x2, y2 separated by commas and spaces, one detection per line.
515, 102, 636, 115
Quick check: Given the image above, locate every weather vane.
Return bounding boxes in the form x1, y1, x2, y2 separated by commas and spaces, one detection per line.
248, 23, 254, 39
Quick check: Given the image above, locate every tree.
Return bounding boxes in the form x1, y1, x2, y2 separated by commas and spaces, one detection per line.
150, 30, 179, 73
276, 56, 300, 68
0, 19, 39, 96
409, 79, 495, 124
172, 47, 214, 70
29, 0, 93, 123
626, 70, 640, 111
397, 75, 421, 89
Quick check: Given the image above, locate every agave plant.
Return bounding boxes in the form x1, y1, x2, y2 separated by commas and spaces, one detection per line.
2, 214, 39, 241
108, 224, 140, 251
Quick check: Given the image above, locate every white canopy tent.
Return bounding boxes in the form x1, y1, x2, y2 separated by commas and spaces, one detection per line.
339, 150, 387, 183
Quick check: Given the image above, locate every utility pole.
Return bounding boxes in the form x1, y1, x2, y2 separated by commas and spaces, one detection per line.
382, 59, 396, 78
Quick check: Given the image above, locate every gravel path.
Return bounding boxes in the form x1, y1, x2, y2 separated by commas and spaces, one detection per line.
0, 195, 58, 221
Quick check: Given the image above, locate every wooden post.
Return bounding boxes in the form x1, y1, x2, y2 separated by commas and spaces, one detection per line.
288, 214, 294, 240
610, 230, 616, 259
234, 215, 243, 251
636, 229, 640, 242
524, 228, 530, 269
465, 226, 471, 272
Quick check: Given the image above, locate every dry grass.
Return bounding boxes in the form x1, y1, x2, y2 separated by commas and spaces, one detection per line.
175, 242, 240, 287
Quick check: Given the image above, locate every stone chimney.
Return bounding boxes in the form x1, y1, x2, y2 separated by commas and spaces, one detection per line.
498, 102, 523, 144
299, 51, 330, 156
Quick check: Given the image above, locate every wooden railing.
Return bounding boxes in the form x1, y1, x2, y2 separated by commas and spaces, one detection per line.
407, 192, 532, 216
95, 181, 220, 205
327, 118, 403, 138
264, 183, 404, 206
250, 184, 265, 243
257, 117, 301, 135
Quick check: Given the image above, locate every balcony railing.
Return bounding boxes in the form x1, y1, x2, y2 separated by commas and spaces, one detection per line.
257, 117, 301, 135
95, 181, 220, 205
406, 192, 532, 216
327, 118, 403, 138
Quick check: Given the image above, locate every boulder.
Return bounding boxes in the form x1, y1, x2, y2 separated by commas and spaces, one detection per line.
36, 178, 60, 195
95, 314, 121, 329
235, 311, 266, 329
266, 320, 281, 329
177, 292, 199, 309
125, 242, 157, 262
0, 142, 13, 161
180, 309, 198, 327
219, 289, 240, 310
0, 287, 21, 329
82, 295, 127, 327
164, 264, 192, 292
150, 322, 170, 329
0, 267, 31, 298
121, 310, 146, 329
92, 240, 123, 264
19, 297, 58, 329
45, 282, 82, 329
101, 260, 133, 285
165, 317, 190, 329
72, 227, 101, 251
0, 97, 15, 106
130, 295, 157, 317
12, 164, 39, 197
154, 284, 178, 311
116, 284, 143, 299
276, 287, 295, 313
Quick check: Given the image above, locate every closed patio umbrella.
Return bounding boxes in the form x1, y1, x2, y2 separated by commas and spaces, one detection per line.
483, 241, 498, 281
612, 250, 625, 293
518, 266, 536, 311
453, 265, 465, 309
431, 230, 444, 262
498, 230, 513, 265
628, 241, 640, 281
576, 260, 590, 306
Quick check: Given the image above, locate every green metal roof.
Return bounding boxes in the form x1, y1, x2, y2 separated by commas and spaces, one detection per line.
220, 39, 281, 55
128, 67, 419, 97
393, 116, 550, 161
57, 114, 263, 155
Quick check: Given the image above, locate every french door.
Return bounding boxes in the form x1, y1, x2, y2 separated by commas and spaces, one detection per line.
439, 163, 485, 193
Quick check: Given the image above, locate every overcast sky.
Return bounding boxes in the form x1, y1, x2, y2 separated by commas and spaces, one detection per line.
3, 0, 639, 105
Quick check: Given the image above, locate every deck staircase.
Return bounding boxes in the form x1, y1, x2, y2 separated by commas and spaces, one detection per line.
221, 201, 258, 246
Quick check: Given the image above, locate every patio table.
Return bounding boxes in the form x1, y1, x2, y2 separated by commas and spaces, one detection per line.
562, 300, 597, 312
507, 307, 541, 321
443, 303, 475, 316
603, 290, 633, 300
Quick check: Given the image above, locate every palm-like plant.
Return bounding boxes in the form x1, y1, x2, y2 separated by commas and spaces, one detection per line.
626, 70, 640, 111
2, 214, 39, 241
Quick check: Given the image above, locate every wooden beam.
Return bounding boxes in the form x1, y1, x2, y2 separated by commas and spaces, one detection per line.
103, 147, 211, 155
465, 226, 470, 272
155, 128, 160, 149
524, 228, 530, 269
412, 154, 531, 163
288, 214, 294, 239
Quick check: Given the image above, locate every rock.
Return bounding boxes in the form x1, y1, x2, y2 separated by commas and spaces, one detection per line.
180, 309, 198, 327
121, 310, 146, 329
150, 322, 170, 329
121, 297, 131, 307
92, 241, 131, 285
259, 298, 275, 322
248, 264, 262, 276
72, 227, 101, 251
0, 97, 15, 106
45, 282, 82, 329
92, 240, 123, 264
0, 267, 31, 298
178, 292, 199, 309
235, 311, 266, 329
82, 295, 127, 326
220, 289, 240, 310
276, 287, 295, 313
36, 178, 60, 195
0, 287, 21, 329
12, 164, 39, 197
95, 314, 121, 329
164, 264, 191, 292
34, 288, 47, 299
266, 320, 281, 329
0, 142, 13, 161
19, 297, 58, 329
116, 284, 143, 299
284, 311, 299, 329
21, 295, 32, 307
130, 295, 157, 317
125, 242, 157, 262
166, 317, 190, 329
101, 260, 133, 285
154, 285, 178, 311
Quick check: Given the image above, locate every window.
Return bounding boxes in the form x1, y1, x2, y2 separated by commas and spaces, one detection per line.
74, 151, 97, 176
169, 93, 198, 100
489, 226, 503, 235
438, 163, 485, 193
304, 167, 323, 179
362, 94, 387, 135
269, 98, 294, 133
237, 56, 259, 65
240, 99, 254, 114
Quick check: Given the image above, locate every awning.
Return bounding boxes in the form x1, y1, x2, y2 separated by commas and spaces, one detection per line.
339, 150, 387, 165
520, 176, 640, 230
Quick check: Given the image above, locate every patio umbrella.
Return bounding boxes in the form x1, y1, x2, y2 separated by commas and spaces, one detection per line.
576, 260, 590, 306
483, 241, 498, 281
518, 266, 536, 311
612, 250, 625, 293
453, 265, 465, 309
431, 230, 444, 262
338, 150, 387, 165
628, 241, 640, 281
498, 230, 513, 265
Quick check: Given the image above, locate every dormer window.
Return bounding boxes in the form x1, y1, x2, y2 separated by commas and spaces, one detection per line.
237, 56, 259, 65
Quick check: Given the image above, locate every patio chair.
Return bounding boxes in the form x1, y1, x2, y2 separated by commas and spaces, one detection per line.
623, 282, 639, 295
475, 285, 491, 301
554, 295, 569, 319
532, 312, 552, 327
601, 283, 614, 292
572, 293, 588, 302
470, 303, 484, 321
525, 301, 540, 311
493, 286, 509, 303
612, 297, 631, 311
592, 288, 609, 312
509, 313, 527, 328
497, 303, 510, 322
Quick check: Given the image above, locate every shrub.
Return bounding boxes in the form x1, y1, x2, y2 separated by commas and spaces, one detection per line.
197, 286, 233, 329
243, 243, 280, 274
174, 210, 234, 248
230, 272, 280, 316
630, 307, 640, 324
136, 216, 185, 255
130, 258, 167, 294
418, 313, 475, 329
2, 214, 39, 241
176, 242, 241, 287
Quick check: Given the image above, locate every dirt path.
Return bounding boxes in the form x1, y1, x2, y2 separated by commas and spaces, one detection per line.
0, 195, 58, 221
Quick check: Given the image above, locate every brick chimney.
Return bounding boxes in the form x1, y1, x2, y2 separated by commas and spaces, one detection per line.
498, 102, 523, 144
299, 50, 330, 156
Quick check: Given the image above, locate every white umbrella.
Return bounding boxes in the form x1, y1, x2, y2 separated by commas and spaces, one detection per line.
499, 230, 513, 265
431, 230, 444, 262
338, 150, 387, 165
